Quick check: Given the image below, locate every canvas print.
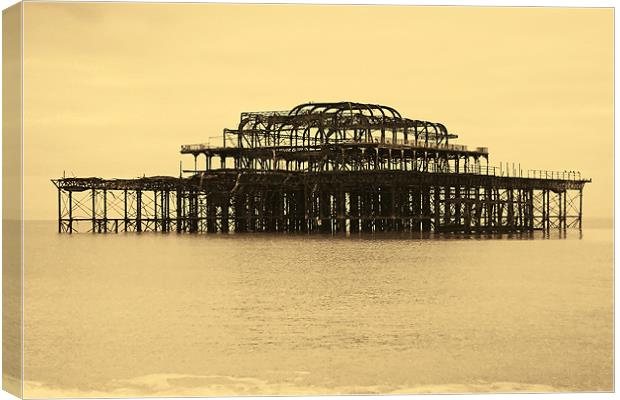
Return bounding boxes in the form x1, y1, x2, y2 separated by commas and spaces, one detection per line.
2, 2, 613, 398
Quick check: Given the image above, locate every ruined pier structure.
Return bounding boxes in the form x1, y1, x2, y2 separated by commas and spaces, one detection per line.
53, 102, 590, 234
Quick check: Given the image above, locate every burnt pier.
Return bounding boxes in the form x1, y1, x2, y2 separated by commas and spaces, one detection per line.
53, 102, 590, 234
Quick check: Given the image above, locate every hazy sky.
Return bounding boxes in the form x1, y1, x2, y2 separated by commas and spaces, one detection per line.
23, 3, 613, 220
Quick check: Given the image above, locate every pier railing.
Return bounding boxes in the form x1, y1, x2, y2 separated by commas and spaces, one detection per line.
436, 164, 584, 181
181, 139, 487, 153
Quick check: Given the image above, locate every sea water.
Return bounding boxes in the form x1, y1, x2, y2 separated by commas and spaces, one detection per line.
21, 221, 613, 397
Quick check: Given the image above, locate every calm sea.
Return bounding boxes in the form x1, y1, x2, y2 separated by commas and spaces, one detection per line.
22, 221, 613, 397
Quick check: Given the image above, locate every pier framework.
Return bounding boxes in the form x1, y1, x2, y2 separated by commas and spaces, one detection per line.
53, 102, 589, 234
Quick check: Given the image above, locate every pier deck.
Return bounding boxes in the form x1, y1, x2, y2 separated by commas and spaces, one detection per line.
53, 169, 588, 234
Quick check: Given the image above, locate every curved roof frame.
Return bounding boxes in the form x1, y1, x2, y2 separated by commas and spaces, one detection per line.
234, 102, 449, 147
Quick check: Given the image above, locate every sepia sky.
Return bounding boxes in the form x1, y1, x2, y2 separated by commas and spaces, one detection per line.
23, 3, 613, 220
